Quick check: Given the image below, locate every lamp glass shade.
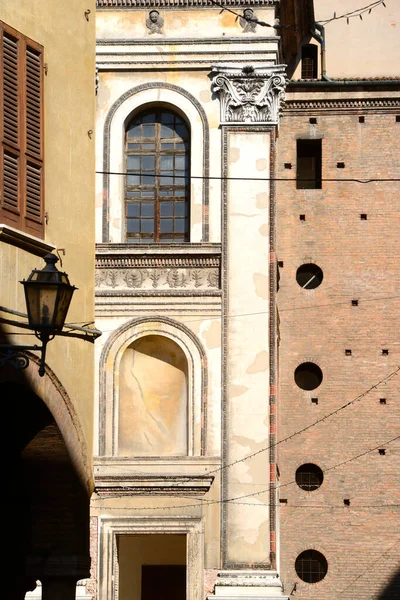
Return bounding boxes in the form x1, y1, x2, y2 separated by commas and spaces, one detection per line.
21, 254, 77, 335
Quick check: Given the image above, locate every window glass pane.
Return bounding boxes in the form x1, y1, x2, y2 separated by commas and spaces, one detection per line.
174, 174, 186, 184
127, 219, 140, 232
142, 191, 154, 197
142, 113, 155, 123
160, 202, 173, 216
127, 155, 140, 170
141, 219, 154, 233
175, 202, 186, 216
160, 190, 173, 197
176, 143, 185, 150
127, 123, 140, 137
160, 156, 174, 170
175, 219, 186, 233
176, 124, 188, 139
127, 174, 140, 185
175, 189, 185, 197
161, 112, 174, 124
175, 156, 187, 170
162, 175, 173, 185
142, 143, 155, 150
127, 203, 140, 217
127, 191, 140, 197
142, 125, 155, 138
161, 143, 174, 150
142, 202, 154, 217
161, 124, 175, 138
128, 143, 140, 149
142, 174, 155, 185
142, 155, 155, 170
160, 219, 173, 233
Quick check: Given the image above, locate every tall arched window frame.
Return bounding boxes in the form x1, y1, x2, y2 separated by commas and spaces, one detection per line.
125, 108, 190, 243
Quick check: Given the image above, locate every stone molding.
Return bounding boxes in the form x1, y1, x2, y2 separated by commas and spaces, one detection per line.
211, 64, 287, 124
96, 246, 221, 291
97, 0, 277, 8
0, 224, 55, 256
284, 97, 400, 114
95, 474, 214, 496
207, 570, 288, 600
98, 516, 204, 600
97, 36, 280, 46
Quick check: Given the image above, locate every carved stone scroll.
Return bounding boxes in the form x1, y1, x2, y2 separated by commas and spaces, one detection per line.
211, 64, 287, 124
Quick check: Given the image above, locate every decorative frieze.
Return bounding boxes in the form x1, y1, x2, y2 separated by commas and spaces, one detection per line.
96, 249, 221, 291
211, 64, 287, 124
96, 267, 219, 290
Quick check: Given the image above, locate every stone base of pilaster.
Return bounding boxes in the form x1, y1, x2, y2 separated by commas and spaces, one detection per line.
207, 571, 289, 600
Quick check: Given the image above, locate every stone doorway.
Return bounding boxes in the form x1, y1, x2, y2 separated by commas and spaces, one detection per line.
118, 534, 187, 600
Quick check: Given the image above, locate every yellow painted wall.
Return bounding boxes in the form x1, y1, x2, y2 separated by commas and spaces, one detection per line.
0, 0, 96, 488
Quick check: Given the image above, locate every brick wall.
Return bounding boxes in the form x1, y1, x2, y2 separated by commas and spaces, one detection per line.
276, 102, 400, 599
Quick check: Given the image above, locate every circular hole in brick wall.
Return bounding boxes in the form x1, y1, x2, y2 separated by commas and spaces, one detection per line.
294, 362, 323, 390
295, 550, 328, 583
295, 463, 324, 491
296, 263, 323, 289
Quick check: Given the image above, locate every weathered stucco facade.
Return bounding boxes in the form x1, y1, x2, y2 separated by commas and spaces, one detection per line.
92, 1, 400, 600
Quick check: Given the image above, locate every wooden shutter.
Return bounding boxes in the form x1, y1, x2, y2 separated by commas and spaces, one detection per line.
0, 22, 44, 237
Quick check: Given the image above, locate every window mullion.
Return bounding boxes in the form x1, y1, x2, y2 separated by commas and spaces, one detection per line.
155, 118, 161, 243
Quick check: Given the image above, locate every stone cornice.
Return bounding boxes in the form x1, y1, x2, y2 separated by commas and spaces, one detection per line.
283, 97, 400, 115
97, 0, 277, 8
0, 224, 55, 257
94, 475, 214, 496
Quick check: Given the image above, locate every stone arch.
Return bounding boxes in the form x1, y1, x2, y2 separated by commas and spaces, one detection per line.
0, 352, 92, 494
98, 317, 207, 456
0, 355, 91, 596
101, 83, 210, 243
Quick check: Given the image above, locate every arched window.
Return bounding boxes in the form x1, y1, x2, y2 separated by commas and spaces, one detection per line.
118, 335, 188, 456
125, 108, 190, 243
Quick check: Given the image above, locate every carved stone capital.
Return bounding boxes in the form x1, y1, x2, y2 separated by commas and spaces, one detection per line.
211, 64, 287, 124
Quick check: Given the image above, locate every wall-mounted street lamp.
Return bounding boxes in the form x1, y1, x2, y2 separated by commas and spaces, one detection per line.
0, 253, 77, 376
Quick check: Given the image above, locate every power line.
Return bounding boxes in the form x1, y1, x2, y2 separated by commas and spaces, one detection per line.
224, 433, 400, 505
96, 293, 400, 334
207, 0, 291, 30
205, 367, 400, 477
340, 535, 400, 596
319, 0, 386, 25
96, 170, 400, 184
93, 368, 400, 487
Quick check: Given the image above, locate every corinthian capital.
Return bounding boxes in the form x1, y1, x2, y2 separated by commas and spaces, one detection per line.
211, 64, 287, 124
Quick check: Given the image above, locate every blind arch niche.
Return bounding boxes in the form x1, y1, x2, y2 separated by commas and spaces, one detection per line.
98, 317, 206, 457
118, 335, 188, 456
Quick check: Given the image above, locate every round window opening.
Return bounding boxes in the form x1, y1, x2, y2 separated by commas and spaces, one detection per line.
295, 463, 324, 491
294, 362, 323, 391
296, 263, 323, 289
295, 550, 328, 584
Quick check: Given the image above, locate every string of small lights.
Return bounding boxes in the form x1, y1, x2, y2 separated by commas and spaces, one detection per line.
319, 0, 387, 25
